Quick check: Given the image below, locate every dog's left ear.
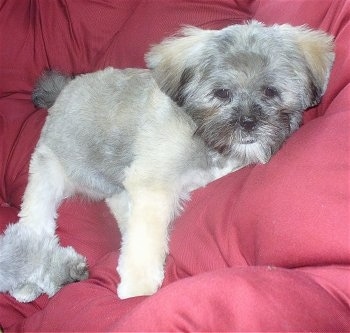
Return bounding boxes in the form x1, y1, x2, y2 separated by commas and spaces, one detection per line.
145, 27, 211, 105
287, 25, 335, 107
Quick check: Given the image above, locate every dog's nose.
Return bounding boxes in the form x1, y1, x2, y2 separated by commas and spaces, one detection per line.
239, 115, 257, 131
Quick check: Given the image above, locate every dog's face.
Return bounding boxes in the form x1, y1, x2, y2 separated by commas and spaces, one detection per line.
146, 21, 334, 164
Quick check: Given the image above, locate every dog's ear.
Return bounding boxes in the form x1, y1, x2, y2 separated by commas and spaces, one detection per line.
145, 27, 210, 105
284, 25, 335, 107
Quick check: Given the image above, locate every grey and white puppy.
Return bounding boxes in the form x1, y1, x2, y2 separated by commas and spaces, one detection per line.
0, 21, 334, 301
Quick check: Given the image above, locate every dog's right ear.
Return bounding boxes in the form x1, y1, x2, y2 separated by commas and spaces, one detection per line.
278, 24, 335, 108
145, 27, 210, 105
294, 26, 335, 107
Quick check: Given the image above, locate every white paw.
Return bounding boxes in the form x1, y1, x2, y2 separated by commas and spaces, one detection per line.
10, 283, 42, 303
116, 258, 164, 299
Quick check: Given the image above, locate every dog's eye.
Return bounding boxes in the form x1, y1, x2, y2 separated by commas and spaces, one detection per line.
213, 89, 231, 100
263, 86, 280, 98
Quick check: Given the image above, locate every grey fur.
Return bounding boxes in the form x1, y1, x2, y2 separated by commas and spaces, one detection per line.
0, 21, 334, 301
32, 70, 72, 109
41, 68, 162, 198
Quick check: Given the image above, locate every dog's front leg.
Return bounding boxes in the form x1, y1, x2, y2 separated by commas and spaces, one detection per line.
114, 183, 176, 299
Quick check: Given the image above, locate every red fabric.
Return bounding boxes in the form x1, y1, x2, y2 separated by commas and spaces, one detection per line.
1, 0, 349, 331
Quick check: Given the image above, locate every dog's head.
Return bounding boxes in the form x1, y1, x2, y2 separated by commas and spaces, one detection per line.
146, 21, 334, 164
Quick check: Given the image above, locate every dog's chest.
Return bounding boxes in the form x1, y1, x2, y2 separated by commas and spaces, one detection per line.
179, 156, 246, 194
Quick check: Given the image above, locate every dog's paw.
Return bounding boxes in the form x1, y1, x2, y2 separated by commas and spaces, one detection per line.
65, 250, 89, 282
116, 256, 164, 299
13, 246, 89, 302
0, 225, 89, 302
117, 274, 163, 300
10, 283, 43, 303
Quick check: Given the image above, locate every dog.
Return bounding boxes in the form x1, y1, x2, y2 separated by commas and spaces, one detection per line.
0, 21, 334, 301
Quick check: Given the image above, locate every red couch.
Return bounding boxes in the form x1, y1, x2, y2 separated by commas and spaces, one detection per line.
1, 0, 349, 331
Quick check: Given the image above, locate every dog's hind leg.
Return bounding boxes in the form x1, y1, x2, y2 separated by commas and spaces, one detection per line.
18, 143, 69, 235
0, 143, 88, 302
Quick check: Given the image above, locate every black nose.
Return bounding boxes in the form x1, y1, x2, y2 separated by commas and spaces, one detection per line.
239, 115, 257, 131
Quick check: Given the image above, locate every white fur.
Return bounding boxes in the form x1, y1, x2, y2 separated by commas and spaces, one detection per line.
18, 143, 73, 236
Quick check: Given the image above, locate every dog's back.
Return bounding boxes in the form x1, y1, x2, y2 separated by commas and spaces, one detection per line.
32, 70, 72, 109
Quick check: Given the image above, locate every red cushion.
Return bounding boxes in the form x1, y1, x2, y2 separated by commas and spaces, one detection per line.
1, 0, 349, 331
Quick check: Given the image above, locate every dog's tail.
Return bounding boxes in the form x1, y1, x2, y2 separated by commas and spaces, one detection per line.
32, 70, 72, 109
